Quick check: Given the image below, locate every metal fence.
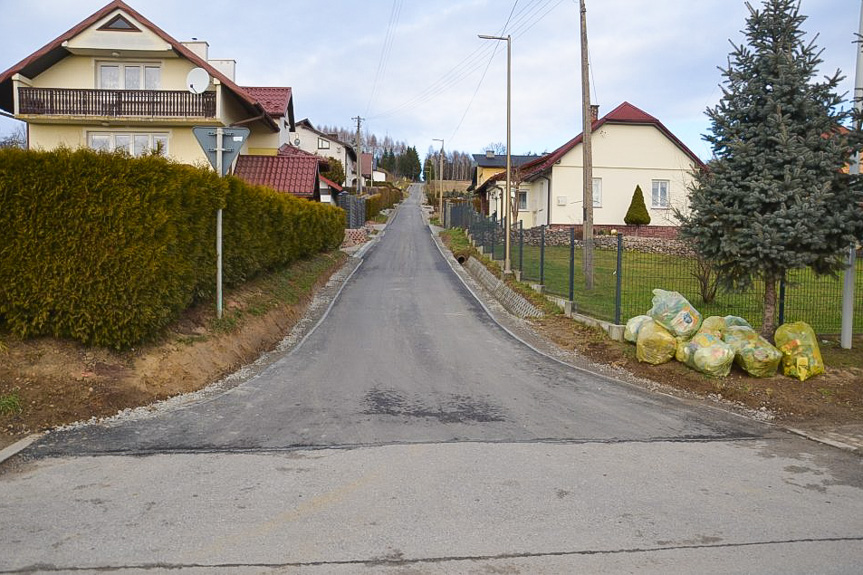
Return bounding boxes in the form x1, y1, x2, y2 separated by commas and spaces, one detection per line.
337, 192, 366, 229
461, 208, 862, 335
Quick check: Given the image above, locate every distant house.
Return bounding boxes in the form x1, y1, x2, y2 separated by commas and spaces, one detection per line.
472, 151, 540, 188
293, 118, 357, 186
0, 0, 281, 168
477, 102, 705, 234
234, 144, 322, 201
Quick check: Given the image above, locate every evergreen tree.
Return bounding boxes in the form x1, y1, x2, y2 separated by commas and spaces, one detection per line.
679, 0, 863, 337
320, 157, 346, 186
624, 185, 651, 227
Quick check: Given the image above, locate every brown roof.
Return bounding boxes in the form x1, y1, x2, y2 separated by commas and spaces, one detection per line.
319, 175, 343, 192
0, 0, 277, 131
234, 155, 320, 199
481, 102, 705, 189
243, 87, 295, 130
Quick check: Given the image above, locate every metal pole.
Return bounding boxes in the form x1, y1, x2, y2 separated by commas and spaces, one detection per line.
778, 274, 786, 327
353, 116, 363, 195
215, 127, 223, 320
615, 232, 623, 325
569, 226, 575, 302
519, 220, 524, 273
841, 0, 863, 349
841, 245, 856, 349
540, 224, 546, 286
433, 138, 444, 223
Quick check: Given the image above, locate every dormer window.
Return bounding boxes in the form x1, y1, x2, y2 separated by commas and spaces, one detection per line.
99, 63, 161, 90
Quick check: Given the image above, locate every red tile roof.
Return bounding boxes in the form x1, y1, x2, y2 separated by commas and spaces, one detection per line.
0, 0, 277, 132
320, 175, 343, 192
234, 155, 319, 198
243, 87, 292, 118
481, 102, 704, 189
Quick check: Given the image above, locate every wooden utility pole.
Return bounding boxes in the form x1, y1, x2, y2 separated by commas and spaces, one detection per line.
580, 0, 594, 289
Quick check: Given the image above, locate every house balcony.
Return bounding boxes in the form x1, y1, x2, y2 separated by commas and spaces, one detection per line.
17, 87, 216, 119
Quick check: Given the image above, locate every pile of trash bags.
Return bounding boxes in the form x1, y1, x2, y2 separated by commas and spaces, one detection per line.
624, 289, 823, 380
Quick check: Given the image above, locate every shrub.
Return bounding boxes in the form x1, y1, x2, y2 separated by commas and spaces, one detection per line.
0, 148, 344, 348
624, 185, 651, 226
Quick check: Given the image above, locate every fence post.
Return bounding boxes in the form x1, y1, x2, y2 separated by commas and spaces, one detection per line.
615, 232, 623, 325
540, 224, 546, 286
519, 220, 524, 272
491, 213, 497, 260
840, 243, 856, 349
778, 274, 786, 326
568, 226, 575, 302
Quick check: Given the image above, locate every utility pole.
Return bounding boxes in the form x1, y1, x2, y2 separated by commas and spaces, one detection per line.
841, 0, 863, 349
433, 138, 444, 223
579, 0, 594, 289
353, 116, 364, 194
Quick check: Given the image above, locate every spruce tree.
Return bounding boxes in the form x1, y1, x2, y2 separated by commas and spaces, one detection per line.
679, 0, 863, 338
624, 185, 651, 228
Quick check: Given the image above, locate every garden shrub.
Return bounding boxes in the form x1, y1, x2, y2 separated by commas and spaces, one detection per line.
0, 147, 344, 348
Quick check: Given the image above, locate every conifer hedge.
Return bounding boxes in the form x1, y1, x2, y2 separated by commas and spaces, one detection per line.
0, 148, 344, 348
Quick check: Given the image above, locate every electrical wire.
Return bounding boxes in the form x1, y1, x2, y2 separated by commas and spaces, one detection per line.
365, 0, 403, 117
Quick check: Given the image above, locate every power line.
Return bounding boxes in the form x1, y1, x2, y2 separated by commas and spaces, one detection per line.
366, 0, 403, 117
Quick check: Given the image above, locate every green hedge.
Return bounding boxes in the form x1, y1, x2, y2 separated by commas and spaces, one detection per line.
365, 184, 403, 220
0, 147, 344, 348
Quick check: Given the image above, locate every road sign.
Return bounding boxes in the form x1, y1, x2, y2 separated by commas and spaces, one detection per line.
192, 126, 250, 176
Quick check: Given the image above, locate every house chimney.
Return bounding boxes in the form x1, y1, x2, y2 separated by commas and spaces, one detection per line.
590, 105, 600, 123
485, 150, 495, 158
208, 59, 236, 81
182, 40, 209, 60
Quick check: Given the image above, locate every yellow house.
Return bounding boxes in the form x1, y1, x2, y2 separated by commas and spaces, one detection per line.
477, 102, 705, 234
0, 0, 282, 168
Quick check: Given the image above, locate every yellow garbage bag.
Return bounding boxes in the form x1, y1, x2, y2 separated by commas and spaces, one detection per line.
699, 316, 728, 338
624, 315, 652, 344
647, 289, 702, 339
723, 325, 781, 378
636, 319, 677, 365
774, 322, 824, 381
678, 333, 735, 377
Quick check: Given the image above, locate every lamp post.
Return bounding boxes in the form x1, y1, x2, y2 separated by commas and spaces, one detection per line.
478, 33, 512, 274
433, 138, 444, 225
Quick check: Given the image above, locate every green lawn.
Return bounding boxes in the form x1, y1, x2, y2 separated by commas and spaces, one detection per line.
505, 243, 863, 333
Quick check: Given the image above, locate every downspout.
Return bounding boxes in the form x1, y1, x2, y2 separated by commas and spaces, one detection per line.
540, 173, 552, 226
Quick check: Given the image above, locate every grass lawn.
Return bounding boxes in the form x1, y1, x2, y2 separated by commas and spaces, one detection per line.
506, 243, 862, 333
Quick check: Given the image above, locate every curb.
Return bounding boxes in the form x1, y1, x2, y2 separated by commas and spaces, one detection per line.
0, 433, 43, 465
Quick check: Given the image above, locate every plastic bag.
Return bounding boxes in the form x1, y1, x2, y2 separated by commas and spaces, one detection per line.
774, 322, 824, 381
647, 289, 702, 339
678, 333, 735, 377
699, 316, 728, 338
624, 315, 652, 343
723, 325, 782, 378
725, 315, 752, 329
636, 319, 677, 365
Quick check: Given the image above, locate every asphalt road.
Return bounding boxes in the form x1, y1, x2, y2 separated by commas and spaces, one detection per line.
1, 184, 862, 574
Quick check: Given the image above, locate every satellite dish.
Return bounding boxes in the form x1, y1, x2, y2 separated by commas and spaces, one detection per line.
186, 68, 210, 94
294, 138, 301, 146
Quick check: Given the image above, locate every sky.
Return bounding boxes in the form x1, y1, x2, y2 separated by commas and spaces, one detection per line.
0, 0, 859, 161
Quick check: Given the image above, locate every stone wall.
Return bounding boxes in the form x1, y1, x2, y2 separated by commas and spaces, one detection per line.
464, 258, 543, 319
511, 226, 695, 257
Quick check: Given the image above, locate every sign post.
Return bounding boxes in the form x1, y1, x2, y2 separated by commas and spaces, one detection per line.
193, 126, 250, 319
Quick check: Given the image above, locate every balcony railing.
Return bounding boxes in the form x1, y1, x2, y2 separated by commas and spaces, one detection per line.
18, 87, 216, 118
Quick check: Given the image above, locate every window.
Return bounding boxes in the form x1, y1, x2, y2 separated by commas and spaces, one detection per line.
518, 191, 528, 211
88, 132, 168, 156
317, 138, 330, 150
99, 63, 161, 90
592, 178, 602, 208
652, 180, 670, 208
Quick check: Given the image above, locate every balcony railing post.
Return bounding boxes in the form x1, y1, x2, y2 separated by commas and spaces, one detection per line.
18, 87, 216, 118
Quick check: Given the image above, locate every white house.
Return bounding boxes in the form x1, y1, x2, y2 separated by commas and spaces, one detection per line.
292, 118, 357, 186
477, 102, 705, 235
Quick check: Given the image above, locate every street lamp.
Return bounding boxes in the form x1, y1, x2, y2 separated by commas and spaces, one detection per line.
478, 33, 512, 274
433, 138, 444, 225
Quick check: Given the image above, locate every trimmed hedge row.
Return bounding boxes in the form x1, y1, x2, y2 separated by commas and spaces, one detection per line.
365, 184, 404, 220
0, 147, 344, 348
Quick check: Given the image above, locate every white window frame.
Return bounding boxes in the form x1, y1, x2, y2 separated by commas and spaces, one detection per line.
88, 131, 169, 157
652, 179, 670, 209
592, 177, 602, 208
517, 190, 528, 211
98, 62, 161, 90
